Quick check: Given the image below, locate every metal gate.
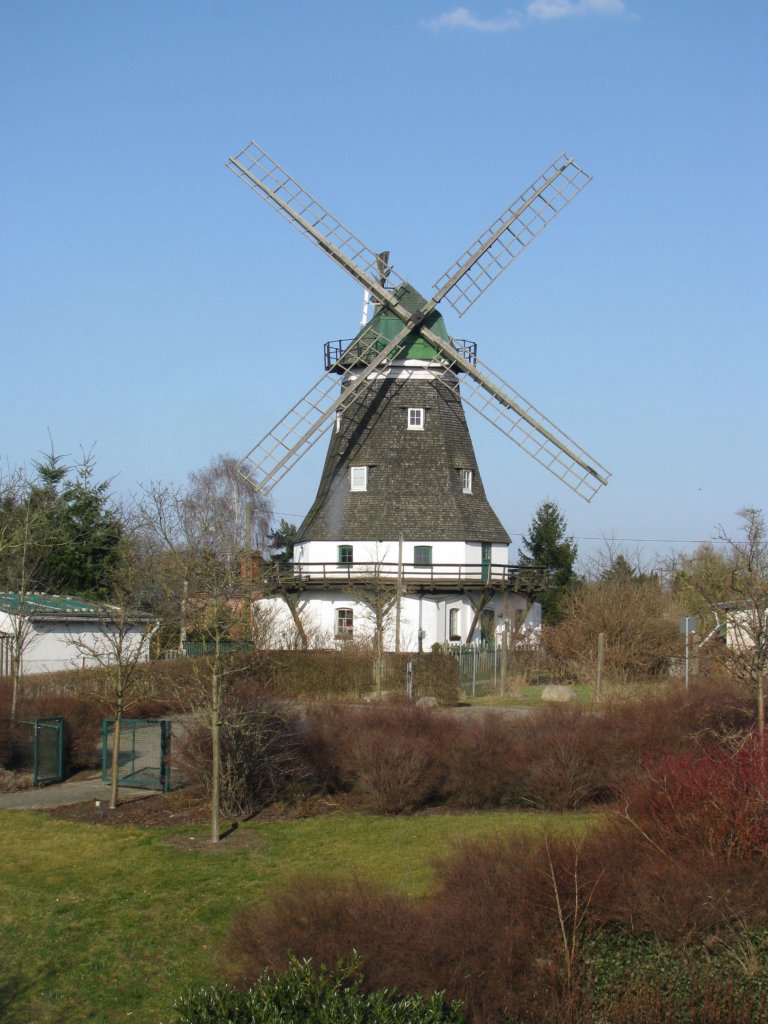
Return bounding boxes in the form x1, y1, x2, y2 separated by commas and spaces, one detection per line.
102, 718, 171, 793
9, 717, 65, 784
34, 717, 65, 784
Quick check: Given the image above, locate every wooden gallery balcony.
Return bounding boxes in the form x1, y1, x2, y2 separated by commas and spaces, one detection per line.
259, 562, 552, 596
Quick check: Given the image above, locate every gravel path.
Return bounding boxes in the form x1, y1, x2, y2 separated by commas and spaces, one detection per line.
0, 774, 157, 810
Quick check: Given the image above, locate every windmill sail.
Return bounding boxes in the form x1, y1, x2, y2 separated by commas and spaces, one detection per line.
432, 155, 592, 317
229, 142, 610, 502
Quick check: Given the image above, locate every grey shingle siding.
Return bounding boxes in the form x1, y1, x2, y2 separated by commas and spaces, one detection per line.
296, 372, 511, 544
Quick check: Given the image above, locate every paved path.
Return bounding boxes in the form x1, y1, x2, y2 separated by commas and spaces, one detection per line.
0, 774, 157, 810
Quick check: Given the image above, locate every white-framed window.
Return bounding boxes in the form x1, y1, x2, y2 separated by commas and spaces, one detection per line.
449, 608, 461, 642
335, 411, 342, 433
350, 466, 367, 492
336, 607, 354, 639
461, 468, 473, 494
407, 408, 424, 430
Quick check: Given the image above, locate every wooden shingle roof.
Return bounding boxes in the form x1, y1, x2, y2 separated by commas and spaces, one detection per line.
295, 371, 510, 544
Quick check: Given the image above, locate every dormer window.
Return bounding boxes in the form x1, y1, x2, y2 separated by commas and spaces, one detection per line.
407, 408, 424, 430
350, 466, 367, 492
461, 469, 473, 494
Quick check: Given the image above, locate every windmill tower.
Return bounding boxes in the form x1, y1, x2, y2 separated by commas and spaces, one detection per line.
227, 143, 610, 651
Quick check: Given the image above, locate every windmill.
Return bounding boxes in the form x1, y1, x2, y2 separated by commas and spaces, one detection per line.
227, 142, 610, 652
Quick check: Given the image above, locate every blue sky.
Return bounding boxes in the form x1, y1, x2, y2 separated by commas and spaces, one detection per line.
2, 1, 766, 567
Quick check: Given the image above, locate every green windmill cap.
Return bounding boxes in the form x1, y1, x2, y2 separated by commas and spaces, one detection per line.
339, 283, 452, 368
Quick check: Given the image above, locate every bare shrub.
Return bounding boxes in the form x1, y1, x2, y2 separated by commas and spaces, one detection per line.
305, 703, 459, 813
545, 577, 680, 684
517, 706, 618, 810
220, 834, 603, 1024
179, 695, 314, 818
442, 713, 527, 809
222, 876, 416, 990
415, 833, 588, 1023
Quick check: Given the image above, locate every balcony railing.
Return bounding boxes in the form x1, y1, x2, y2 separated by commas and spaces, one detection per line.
323, 337, 478, 372
260, 561, 551, 592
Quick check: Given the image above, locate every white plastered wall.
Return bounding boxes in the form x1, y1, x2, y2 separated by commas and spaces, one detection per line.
254, 589, 540, 653
0, 612, 152, 675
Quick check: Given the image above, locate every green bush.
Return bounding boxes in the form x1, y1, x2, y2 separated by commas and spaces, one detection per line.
171, 955, 464, 1024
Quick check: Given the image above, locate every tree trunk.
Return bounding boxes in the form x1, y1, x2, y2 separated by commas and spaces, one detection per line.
179, 577, 188, 654
10, 649, 22, 722
758, 673, 765, 743
210, 667, 220, 843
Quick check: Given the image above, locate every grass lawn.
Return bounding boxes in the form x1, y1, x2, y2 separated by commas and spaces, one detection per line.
0, 808, 593, 1024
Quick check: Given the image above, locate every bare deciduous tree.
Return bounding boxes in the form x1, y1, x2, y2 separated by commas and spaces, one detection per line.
136, 455, 271, 654
140, 455, 272, 842
65, 535, 158, 808
717, 508, 768, 739
0, 469, 52, 720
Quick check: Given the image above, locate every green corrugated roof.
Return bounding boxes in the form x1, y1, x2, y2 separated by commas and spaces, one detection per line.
0, 592, 113, 617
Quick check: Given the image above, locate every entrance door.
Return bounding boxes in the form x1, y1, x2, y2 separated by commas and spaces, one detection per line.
480, 608, 495, 648
481, 543, 492, 583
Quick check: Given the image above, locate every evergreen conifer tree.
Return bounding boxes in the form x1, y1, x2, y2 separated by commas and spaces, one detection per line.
518, 499, 578, 623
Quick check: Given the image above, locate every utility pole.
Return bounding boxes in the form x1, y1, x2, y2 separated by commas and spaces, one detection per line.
596, 631, 605, 701
395, 533, 403, 653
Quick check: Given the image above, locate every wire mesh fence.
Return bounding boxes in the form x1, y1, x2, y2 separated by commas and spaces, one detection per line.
448, 646, 500, 696
1, 717, 64, 784
102, 718, 171, 793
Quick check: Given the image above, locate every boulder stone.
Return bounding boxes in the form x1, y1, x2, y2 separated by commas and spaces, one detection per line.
541, 684, 578, 703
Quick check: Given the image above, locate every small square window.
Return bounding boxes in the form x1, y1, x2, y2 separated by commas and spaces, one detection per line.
338, 545, 353, 566
336, 607, 354, 638
350, 466, 367, 491
414, 545, 432, 566
460, 469, 473, 494
407, 408, 424, 430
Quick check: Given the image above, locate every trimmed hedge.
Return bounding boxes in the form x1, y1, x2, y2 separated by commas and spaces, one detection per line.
19, 649, 460, 705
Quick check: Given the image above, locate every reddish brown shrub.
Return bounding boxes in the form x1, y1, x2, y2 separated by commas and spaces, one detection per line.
221, 832, 613, 1023
582, 735, 768, 940
517, 707, 619, 810
442, 713, 528, 809
302, 703, 462, 813
628, 738, 768, 861
336, 705, 459, 813
222, 876, 416, 990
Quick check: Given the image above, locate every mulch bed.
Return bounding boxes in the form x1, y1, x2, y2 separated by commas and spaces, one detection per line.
41, 787, 211, 828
